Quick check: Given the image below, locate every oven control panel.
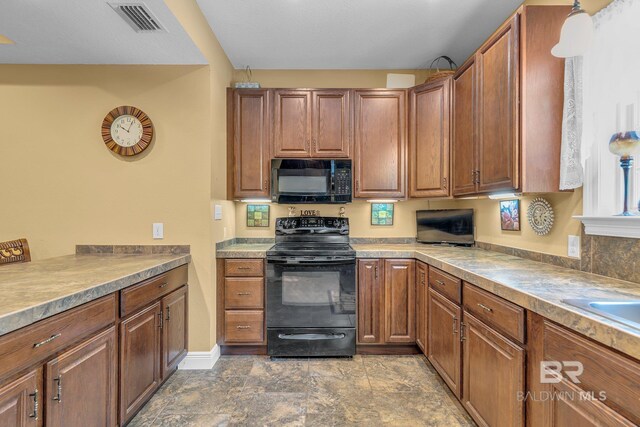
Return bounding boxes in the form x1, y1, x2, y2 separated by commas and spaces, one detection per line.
276, 217, 349, 233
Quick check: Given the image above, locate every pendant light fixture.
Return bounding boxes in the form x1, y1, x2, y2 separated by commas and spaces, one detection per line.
551, 0, 593, 58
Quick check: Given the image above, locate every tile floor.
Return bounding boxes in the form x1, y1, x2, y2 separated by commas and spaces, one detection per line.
129, 355, 475, 426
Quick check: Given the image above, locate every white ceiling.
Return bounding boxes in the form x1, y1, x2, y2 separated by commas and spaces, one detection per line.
197, 0, 524, 69
0, 0, 206, 64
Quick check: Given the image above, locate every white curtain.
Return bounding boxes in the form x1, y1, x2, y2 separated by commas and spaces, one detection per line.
581, 0, 640, 215
559, 56, 584, 190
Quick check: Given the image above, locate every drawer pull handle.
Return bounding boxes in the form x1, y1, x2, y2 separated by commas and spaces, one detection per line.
477, 303, 493, 313
33, 333, 61, 348
434, 280, 445, 286
158, 282, 168, 289
237, 267, 251, 270
236, 325, 251, 329
28, 389, 38, 420
53, 375, 62, 402
237, 292, 252, 296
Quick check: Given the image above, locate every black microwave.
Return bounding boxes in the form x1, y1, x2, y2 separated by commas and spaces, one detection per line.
271, 159, 352, 204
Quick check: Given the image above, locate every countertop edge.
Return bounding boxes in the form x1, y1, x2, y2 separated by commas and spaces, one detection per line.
0, 254, 191, 336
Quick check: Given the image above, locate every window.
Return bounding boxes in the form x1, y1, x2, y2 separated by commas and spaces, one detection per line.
576, 0, 640, 238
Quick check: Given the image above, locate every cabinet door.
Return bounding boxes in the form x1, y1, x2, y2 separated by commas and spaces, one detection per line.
162, 286, 188, 380
119, 302, 161, 425
46, 327, 117, 427
273, 90, 312, 157
476, 14, 520, 193
231, 89, 271, 198
311, 90, 350, 158
462, 313, 524, 427
354, 90, 406, 198
384, 260, 415, 343
0, 368, 41, 427
415, 262, 428, 354
427, 288, 462, 397
452, 58, 478, 196
357, 259, 383, 344
409, 79, 451, 198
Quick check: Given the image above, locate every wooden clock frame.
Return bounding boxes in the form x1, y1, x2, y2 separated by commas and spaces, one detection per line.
101, 106, 154, 156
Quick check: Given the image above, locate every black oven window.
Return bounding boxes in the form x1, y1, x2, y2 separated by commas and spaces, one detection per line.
278, 175, 328, 193
282, 271, 340, 306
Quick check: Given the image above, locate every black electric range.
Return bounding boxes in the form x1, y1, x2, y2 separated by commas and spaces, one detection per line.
266, 217, 356, 357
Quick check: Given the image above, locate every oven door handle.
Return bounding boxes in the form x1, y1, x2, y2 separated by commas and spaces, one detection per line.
277, 333, 346, 341
267, 258, 355, 265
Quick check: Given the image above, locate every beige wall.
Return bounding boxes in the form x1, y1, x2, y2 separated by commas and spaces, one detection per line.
0, 0, 234, 352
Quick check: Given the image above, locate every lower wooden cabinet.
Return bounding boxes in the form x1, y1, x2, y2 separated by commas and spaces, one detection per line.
384, 260, 415, 343
0, 368, 41, 426
427, 288, 462, 397
357, 259, 384, 344
357, 259, 415, 346
415, 262, 428, 353
120, 302, 162, 425
162, 286, 188, 378
462, 313, 524, 427
46, 327, 117, 427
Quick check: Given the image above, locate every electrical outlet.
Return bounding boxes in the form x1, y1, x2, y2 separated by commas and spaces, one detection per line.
568, 235, 580, 258
214, 204, 223, 220
153, 223, 164, 239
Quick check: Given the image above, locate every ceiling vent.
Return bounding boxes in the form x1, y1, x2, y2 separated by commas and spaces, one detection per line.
110, 3, 165, 32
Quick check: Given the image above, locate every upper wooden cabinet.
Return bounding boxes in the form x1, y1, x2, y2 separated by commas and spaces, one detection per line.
273, 89, 350, 158
452, 5, 570, 196
273, 90, 312, 157
353, 90, 407, 198
227, 89, 271, 199
409, 78, 451, 198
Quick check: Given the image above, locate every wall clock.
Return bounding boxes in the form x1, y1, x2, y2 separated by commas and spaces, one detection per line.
101, 106, 153, 156
527, 198, 555, 236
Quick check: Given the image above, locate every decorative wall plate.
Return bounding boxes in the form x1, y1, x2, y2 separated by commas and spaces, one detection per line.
527, 198, 554, 235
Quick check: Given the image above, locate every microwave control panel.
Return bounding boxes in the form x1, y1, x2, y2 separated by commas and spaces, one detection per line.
334, 169, 351, 195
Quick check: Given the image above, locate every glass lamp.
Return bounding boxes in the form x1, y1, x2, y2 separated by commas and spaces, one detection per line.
551, 0, 593, 58
609, 131, 640, 216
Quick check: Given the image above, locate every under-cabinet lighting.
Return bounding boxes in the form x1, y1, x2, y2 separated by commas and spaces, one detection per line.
366, 199, 400, 203
488, 192, 521, 200
0, 34, 14, 44
239, 199, 272, 203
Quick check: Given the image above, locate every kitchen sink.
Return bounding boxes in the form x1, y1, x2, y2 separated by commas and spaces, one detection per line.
563, 299, 640, 330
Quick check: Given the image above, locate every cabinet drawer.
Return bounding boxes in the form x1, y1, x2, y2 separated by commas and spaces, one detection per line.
544, 321, 640, 425
120, 265, 187, 317
225, 259, 264, 277
225, 311, 264, 343
429, 267, 461, 304
0, 294, 116, 381
463, 283, 525, 343
225, 278, 264, 309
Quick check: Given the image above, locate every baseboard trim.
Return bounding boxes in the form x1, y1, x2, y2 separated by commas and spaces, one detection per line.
178, 344, 220, 370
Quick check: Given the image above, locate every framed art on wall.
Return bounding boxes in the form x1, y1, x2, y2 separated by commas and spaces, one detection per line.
371, 203, 394, 226
500, 200, 520, 231
247, 204, 270, 227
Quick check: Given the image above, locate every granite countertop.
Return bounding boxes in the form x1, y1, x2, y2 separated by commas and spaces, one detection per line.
216, 243, 274, 259
0, 253, 191, 336
216, 242, 640, 359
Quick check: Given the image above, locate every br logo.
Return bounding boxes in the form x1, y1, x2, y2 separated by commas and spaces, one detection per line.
540, 361, 584, 384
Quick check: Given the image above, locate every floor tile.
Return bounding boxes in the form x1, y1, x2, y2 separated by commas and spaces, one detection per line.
129, 355, 477, 427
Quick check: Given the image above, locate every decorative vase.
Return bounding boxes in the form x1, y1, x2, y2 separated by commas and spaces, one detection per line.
609, 131, 640, 216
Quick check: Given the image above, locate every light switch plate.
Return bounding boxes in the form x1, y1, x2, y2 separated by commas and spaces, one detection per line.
153, 223, 164, 239
214, 204, 223, 220
568, 235, 580, 258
